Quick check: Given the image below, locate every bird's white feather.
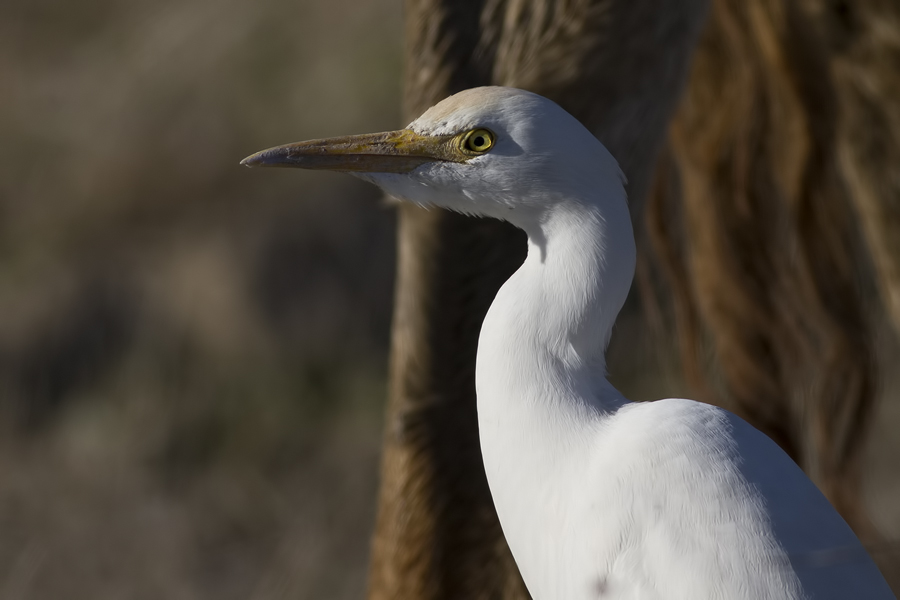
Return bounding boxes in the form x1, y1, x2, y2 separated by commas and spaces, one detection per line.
365, 86, 895, 600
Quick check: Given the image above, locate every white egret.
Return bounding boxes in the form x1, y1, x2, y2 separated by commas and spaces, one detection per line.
242, 87, 895, 599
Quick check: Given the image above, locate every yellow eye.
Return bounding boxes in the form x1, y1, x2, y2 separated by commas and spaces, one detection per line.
462, 128, 495, 154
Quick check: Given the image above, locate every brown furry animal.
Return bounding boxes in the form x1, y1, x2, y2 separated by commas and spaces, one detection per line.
646, 0, 876, 530
368, 0, 896, 597
825, 0, 900, 336
369, 1, 708, 598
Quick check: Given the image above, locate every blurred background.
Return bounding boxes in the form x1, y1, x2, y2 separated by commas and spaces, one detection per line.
1, 0, 399, 597
0, 0, 897, 599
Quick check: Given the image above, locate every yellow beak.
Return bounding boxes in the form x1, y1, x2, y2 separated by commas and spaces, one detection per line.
240, 129, 461, 173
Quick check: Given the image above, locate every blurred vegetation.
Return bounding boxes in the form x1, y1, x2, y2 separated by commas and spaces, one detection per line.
0, 0, 400, 597
0, 0, 898, 598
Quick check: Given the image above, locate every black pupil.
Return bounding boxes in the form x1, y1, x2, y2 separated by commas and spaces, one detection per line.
473, 136, 485, 148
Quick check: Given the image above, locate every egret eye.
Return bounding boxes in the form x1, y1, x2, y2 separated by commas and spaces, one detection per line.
461, 128, 495, 154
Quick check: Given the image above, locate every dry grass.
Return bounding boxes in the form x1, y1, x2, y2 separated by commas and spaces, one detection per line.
0, 0, 400, 597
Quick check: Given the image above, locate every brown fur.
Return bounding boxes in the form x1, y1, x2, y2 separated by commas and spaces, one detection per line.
368, 1, 708, 598
646, 0, 877, 532
369, 0, 898, 595
826, 0, 900, 581
824, 0, 900, 337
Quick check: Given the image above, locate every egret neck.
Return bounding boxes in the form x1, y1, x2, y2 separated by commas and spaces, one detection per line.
475, 180, 635, 583
477, 193, 635, 416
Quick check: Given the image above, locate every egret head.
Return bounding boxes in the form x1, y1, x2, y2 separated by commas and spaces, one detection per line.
242, 87, 625, 231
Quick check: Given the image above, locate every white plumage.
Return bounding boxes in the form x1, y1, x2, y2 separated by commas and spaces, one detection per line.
243, 86, 895, 599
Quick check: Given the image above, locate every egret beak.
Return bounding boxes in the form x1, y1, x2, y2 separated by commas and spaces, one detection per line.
240, 129, 460, 173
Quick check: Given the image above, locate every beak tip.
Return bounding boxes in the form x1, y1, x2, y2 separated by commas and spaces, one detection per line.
240, 154, 258, 168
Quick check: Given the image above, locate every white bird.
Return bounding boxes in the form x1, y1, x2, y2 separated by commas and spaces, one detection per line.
242, 87, 895, 600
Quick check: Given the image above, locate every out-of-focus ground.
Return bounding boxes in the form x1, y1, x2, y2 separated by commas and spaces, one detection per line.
1, 1, 397, 598
0, 1, 897, 598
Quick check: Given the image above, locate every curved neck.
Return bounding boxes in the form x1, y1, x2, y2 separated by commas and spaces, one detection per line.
477, 194, 636, 418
